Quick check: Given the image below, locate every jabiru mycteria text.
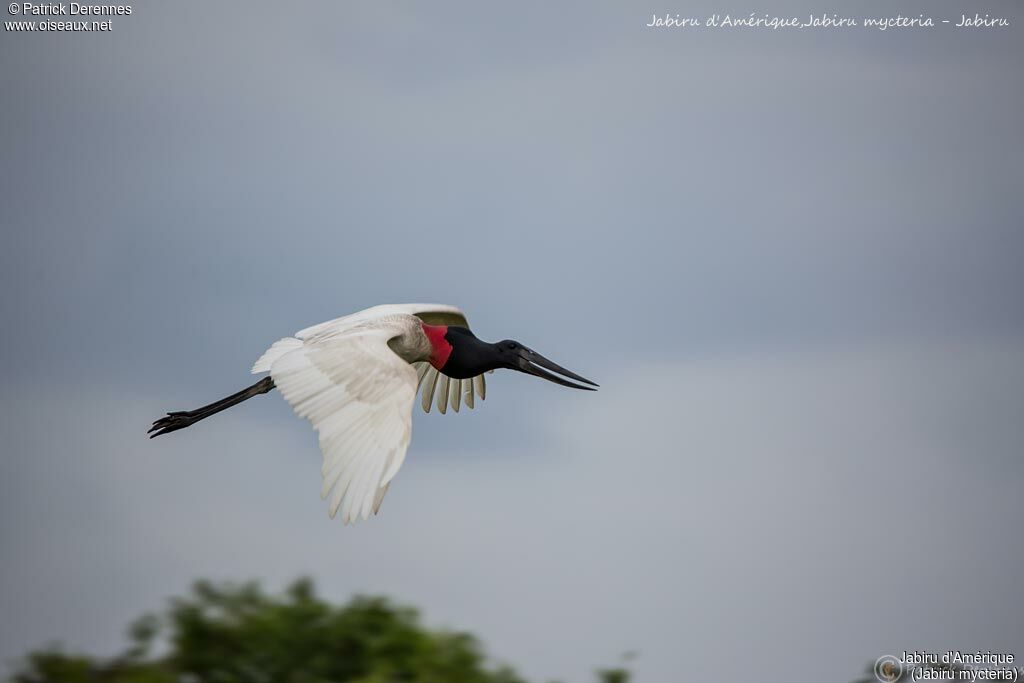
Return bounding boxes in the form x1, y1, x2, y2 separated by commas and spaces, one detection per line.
149, 304, 597, 523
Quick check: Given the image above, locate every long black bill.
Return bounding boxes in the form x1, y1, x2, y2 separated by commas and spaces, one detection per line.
515, 347, 599, 391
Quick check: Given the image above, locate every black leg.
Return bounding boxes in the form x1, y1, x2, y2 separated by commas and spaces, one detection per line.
149, 377, 275, 438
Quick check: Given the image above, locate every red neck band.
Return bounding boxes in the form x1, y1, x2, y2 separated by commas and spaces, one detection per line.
421, 323, 452, 370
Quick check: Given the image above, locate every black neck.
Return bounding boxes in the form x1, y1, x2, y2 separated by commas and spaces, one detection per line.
440, 329, 501, 379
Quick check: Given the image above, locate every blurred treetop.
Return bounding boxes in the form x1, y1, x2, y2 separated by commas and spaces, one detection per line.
9, 578, 631, 683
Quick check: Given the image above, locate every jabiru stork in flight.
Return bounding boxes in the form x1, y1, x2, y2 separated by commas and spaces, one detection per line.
149, 304, 597, 524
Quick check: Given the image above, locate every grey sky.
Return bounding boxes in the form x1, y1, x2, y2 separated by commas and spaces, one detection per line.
1, 1, 1022, 681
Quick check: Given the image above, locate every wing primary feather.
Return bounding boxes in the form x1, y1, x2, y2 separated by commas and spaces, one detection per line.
342, 453, 374, 524
372, 482, 390, 514
437, 374, 449, 415
475, 374, 486, 400
415, 362, 430, 385
330, 457, 359, 519
464, 378, 475, 409
358, 453, 387, 521
421, 368, 438, 413
450, 377, 461, 413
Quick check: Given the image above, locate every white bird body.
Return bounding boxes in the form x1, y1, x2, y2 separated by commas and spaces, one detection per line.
150, 303, 596, 525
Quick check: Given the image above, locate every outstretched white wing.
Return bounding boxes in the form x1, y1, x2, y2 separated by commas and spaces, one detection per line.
248, 303, 495, 522
268, 322, 418, 524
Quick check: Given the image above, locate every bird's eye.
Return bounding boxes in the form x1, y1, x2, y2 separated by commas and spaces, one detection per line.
508, 343, 517, 350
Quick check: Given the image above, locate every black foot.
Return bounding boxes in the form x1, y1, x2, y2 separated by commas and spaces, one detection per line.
148, 377, 275, 439
148, 411, 197, 438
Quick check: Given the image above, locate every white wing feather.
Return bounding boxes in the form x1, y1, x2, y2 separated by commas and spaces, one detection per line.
268, 323, 418, 524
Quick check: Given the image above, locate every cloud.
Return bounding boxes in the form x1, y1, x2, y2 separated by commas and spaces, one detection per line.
3, 338, 1021, 681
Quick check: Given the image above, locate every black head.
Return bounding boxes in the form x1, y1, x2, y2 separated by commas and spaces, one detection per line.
441, 327, 598, 390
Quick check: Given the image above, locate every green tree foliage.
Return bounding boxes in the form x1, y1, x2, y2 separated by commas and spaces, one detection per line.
11, 578, 558, 683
